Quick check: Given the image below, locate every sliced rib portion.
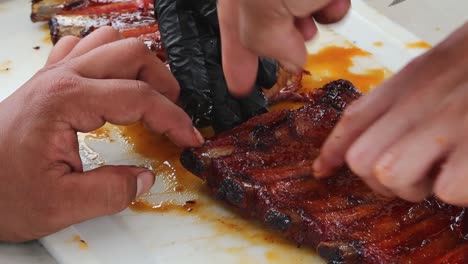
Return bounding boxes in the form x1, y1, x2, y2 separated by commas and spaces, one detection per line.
31, 0, 150, 22
49, 10, 156, 41
47, 0, 155, 40
40, 0, 163, 59
181, 80, 468, 263
31, 0, 85, 22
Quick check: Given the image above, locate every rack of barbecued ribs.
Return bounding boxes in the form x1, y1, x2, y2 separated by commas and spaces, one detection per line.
181, 80, 468, 263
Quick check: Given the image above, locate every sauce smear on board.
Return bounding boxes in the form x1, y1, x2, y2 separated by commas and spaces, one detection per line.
71, 235, 89, 250
406, 41, 432, 49
373, 41, 384, 47
41, 24, 52, 44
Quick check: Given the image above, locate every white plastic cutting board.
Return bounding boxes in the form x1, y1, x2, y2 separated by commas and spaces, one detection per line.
0, 1, 430, 263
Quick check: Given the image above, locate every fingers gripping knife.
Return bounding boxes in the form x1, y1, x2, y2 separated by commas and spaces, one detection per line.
155, 0, 279, 133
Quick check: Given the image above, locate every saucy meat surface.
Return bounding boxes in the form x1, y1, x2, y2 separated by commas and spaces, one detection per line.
181, 80, 468, 263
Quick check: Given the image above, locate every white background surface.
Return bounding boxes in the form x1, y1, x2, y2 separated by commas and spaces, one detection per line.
0, 0, 466, 263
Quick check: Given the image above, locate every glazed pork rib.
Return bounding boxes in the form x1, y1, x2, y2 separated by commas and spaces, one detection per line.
42, 0, 164, 60
31, 0, 143, 22
47, 0, 155, 41
31, 0, 85, 22
49, 10, 157, 42
181, 80, 468, 263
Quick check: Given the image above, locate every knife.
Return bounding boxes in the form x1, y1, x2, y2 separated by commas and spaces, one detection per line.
389, 0, 407, 6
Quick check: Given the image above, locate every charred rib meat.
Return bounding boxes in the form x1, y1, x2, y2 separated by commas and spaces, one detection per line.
181, 80, 468, 263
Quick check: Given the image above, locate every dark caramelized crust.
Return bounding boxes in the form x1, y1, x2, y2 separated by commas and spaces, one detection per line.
181, 80, 468, 263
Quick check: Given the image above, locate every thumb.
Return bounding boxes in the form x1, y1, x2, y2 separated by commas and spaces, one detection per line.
57, 165, 155, 225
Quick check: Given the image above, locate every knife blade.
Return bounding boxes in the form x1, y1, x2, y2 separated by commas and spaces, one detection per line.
389, 0, 407, 6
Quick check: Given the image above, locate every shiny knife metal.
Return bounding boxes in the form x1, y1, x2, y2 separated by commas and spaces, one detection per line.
389, 0, 407, 6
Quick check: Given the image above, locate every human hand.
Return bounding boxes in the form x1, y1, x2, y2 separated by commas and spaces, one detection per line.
218, 0, 351, 96
0, 27, 203, 242
313, 23, 468, 206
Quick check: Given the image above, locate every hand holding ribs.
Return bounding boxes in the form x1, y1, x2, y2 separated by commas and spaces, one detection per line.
181, 80, 468, 263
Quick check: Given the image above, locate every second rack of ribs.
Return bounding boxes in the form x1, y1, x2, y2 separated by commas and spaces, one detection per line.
181, 80, 468, 263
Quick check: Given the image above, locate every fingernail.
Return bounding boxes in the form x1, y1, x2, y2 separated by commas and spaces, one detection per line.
136, 171, 155, 197
374, 153, 394, 181
313, 158, 325, 178
281, 61, 302, 74
193, 127, 205, 146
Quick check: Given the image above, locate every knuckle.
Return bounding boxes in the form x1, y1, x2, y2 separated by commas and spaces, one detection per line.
133, 81, 156, 101
130, 79, 149, 94
36, 63, 62, 75
46, 72, 82, 96
123, 38, 149, 57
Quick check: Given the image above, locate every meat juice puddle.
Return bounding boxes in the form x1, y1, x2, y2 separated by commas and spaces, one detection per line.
270, 45, 390, 111
87, 45, 387, 263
